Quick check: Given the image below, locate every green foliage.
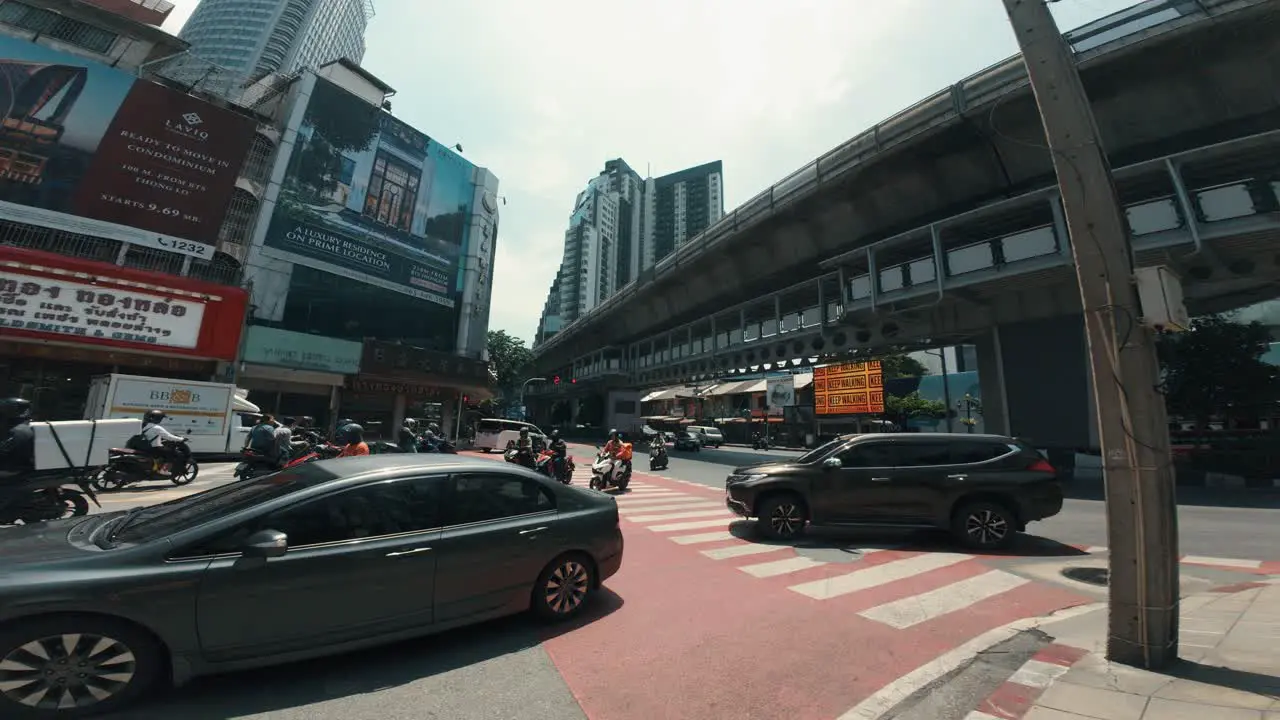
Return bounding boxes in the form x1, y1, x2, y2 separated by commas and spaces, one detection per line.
1157, 315, 1279, 425
884, 392, 947, 423
878, 353, 929, 378
486, 330, 535, 405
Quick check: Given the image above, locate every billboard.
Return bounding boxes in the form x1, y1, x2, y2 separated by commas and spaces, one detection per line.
262, 76, 477, 308
814, 360, 885, 415
0, 36, 256, 260
766, 375, 794, 415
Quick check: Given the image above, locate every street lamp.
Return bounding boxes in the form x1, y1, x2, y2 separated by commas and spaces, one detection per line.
519, 377, 547, 418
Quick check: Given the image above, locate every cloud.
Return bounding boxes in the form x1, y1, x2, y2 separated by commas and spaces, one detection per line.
164, 0, 1140, 344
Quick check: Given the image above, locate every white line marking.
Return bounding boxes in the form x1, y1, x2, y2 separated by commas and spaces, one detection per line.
788, 553, 972, 600
618, 499, 718, 512
739, 556, 827, 578
647, 518, 733, 532
963, 712, 1004, 720
669, 531, 735, 545
837, 602, 1105, 720
628, 509, 735, 523
1181, 555, 1263, 569
615, 490, 684, 499
1084, 545, 1108, 554
701, 543, 790, 560
1006, 658, 1071, 689
858, 570, 1030, 629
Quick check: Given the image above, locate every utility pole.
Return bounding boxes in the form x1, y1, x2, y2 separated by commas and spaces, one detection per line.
1000, 0, 1179, 669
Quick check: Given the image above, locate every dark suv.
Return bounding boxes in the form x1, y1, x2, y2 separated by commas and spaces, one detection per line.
724, 433, 1063, 550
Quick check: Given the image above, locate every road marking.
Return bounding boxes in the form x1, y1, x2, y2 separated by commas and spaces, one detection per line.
963, 711, 1005, 720
615, 490, 684, 499
617, 498, 713, 510
739, 556, 827, 578
1084, 545, 1108, 553
1182, 555, 1263, 569
858, 570, 1030, 629
669, 531, 736, 545
788, 553, 972, 600
646, 518, 733, 532
701, 543, 790, 560
627, 509, 735, 523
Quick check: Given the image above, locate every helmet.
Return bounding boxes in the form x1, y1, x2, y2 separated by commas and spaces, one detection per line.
336, 418, 353, 429
550, 429, 560, 439
143, 409, 166, 424
404, 418, 418, 429
608, 428, 619, 438
519, 427, 529, 436
428, 423, 440, 434
342, 424, 365, 443
282, 416, 296, 426
0, 398, 32, 422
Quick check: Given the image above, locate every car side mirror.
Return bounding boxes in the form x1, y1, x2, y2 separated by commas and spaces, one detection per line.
241, 529, 288, 559
822, 457, 843, 470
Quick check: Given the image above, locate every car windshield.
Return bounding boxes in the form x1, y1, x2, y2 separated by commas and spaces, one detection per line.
795, 437, 846, 464
111, 463, 339, 544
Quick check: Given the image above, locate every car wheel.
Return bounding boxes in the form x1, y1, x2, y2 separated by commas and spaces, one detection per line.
532, 553, 594, 621
0, 616, 164, 719
953, 500, 1017, 550
757, 494, 807, 540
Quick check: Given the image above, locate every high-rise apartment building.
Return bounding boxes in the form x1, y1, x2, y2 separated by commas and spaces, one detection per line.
179, 0, 372, 82
535, 159, 723, 346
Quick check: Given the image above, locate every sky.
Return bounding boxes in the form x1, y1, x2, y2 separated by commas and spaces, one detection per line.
161, 0, 1140, 346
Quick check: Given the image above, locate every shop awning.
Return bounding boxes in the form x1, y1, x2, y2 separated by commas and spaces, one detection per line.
793, 374, 813, 389
738, 379, 767, 393
707, 380, 755, 396
641, 386, 696, 402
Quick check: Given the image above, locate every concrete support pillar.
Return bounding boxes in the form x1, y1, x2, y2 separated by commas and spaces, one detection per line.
974, 328, 1010, 436
391, 393, 407, 437
569, 398, 580, 425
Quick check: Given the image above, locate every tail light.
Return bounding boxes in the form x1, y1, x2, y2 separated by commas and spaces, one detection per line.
1027, 457, 1056, 474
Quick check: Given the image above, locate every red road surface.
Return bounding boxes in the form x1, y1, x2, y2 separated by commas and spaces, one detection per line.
463, 450, 1092, 719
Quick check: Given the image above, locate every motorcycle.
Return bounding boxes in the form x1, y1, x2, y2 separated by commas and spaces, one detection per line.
95, 438, 197, 491
417, 437, 459, 454
752, 435, 770, 451
649, 441, 669, 471
504, 446, 537, 470
590, 452, 631, 491
534, 449, 575, 484
0, 470, 99, 526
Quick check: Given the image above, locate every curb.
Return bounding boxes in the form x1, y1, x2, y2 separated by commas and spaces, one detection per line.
1067, 544, 1280, 576
963, 643, 1088, 720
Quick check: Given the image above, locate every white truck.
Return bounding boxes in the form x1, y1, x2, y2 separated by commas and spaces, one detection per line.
84, 374, 259, 455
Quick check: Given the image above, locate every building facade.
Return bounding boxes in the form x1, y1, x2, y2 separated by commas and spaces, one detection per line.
240, 61, 499, 437
179, 0, 372, 84
536, 158, 722, 346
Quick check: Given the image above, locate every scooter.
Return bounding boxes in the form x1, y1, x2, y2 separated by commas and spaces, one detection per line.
0, 470, 99, 526
95, 438, 197, 491
752, 435, 770, 450
504, 446, 537, 470
649, 441, 669, 471
590, 452, 631, 491
534, 449, 575, 484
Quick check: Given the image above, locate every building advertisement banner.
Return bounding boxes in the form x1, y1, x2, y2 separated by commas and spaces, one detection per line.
0, 36, 256, 258
0, 268, 206, 348
262, 76, 477, 307
814, 360, 885, 415
766, 375, 795, 414
242, 326, 362, 374
0, 246, 248, 360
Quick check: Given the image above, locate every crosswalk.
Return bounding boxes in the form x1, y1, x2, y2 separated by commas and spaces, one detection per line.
606, 479, 1045, 631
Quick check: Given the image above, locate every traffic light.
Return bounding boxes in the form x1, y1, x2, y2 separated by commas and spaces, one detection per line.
462, 395, 469, 403
553, 375, 561, 384
571, 378, 576, 384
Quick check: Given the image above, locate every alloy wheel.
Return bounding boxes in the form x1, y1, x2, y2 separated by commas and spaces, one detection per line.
0, 633, 137, 711
965, 509, 1009, 546
770, 503, 803, 536
543, 560, 590, 615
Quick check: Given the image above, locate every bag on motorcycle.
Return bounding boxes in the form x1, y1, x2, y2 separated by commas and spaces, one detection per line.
125, 433, 150, 453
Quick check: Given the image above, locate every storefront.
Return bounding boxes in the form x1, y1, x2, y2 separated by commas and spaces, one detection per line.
344, 340, 491, 440
0, 246, 247, 419
237, 325, 364, 431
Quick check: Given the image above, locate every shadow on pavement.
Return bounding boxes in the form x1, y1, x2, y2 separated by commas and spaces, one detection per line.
727, 521, 1087, 558
660, 447, 802, 469
113, 589, 625, 718
1167, 659, 1280, 696
1066, 478, 1280, 509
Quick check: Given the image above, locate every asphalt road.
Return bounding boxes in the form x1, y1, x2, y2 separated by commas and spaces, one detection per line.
60, 443, 1274, 720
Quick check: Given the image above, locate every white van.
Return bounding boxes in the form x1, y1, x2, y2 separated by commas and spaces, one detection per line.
688, 425, 724, 448
474, 419, 548, 452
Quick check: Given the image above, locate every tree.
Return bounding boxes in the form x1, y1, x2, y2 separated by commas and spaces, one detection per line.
486, 330, 535, 408
1157, 315, 1279, 428
883, 392, 947, 427
879, 353, 929, 378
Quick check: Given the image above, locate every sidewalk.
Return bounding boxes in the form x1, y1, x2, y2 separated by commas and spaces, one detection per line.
969, 583, 1280, 719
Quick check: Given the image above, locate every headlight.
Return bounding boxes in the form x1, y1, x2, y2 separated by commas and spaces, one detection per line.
727, 474, 765, 486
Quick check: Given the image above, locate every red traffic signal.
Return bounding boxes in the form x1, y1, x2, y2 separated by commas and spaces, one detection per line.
553, 375, 561, 384
462, 395, 469, 403
570, 378, 576, 384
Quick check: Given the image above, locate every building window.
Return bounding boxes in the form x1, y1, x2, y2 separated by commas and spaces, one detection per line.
362, 150, 420, 232
0, 2, 118, 54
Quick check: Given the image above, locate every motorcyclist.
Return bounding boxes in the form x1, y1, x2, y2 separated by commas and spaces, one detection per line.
601, 429, 632, 477
247, 414, 278, 461
419, 422, 441, 453
334, 418, 355, 444
398, 418, 419, 453
547, 429, 568, 479
141, 410, 188, 471
337, 423, 370, 457
0, 397, 35, 478
513, 427, 535, 468
274, 416, 298, 466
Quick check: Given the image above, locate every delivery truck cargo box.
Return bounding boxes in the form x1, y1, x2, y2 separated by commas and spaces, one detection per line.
33, 419, 142, 471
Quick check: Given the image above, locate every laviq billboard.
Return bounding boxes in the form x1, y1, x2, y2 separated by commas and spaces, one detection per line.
261, 76, 477, 308
0, 36, 257, 260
